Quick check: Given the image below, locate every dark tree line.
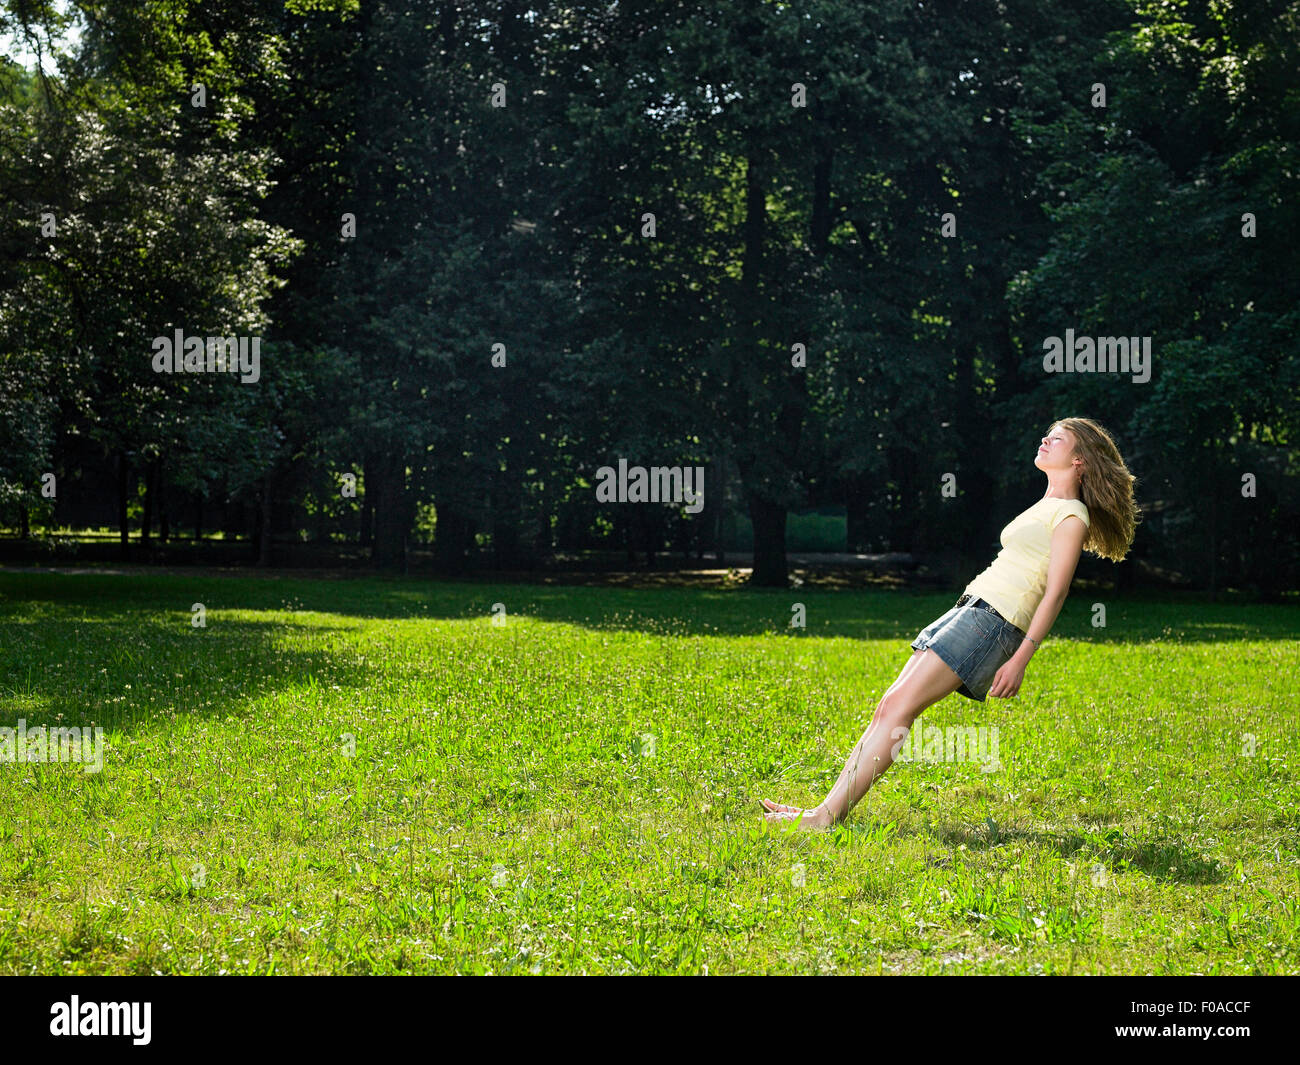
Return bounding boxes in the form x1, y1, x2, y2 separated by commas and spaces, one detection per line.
2, 0, 1296, 595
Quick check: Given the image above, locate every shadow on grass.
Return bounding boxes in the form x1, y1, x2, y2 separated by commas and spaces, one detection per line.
1, 572, 1297, 644
925, 821, 1225, 885
0, 610, 374, 740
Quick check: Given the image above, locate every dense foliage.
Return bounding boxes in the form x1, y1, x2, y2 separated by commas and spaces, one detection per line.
2, 0, 1296, 593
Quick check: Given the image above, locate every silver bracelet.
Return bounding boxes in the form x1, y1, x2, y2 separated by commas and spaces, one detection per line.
1022, 635, 1040, 650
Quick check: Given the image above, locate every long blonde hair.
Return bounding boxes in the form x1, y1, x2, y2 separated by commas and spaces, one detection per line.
1054, 417, 1140, 562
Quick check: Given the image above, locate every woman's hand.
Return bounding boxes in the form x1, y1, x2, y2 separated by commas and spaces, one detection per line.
988, 656, 1027, 698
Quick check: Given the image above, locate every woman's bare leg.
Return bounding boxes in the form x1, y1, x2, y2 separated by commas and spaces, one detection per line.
760, 650, 927, 816
761, 649, 963, 830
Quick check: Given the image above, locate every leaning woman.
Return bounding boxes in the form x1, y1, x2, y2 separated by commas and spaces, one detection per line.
761, 416, 1140, 830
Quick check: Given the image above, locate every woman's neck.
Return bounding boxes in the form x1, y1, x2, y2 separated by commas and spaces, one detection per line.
1042, 473, 1081, 500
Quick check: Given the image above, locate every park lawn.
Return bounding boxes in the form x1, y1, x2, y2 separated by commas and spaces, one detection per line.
0, 572, 1296, 975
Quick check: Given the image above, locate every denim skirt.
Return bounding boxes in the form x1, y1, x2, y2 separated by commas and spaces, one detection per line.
910, 600, 1027, 702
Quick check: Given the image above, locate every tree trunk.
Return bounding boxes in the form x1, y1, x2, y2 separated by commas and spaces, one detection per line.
141, 459, 157, 545
371, 453, 409, 570
746, 491, 788, 587
810, 101, 834, 257
1207, 445, 1218, 601
158, 472, 170, 542
117, 451, 130, 558
360, 453, 375, 546
886, 444, 918, 552
623, 508, 636, 567
953, 346, 994, 573
535, 479, 551, 560
640, 507, 657, 569
737, 151, 792, 588
712, 452, 726, 564
845, 470, 873, 552
433, 497, 472, 573
257, 470, 273, 567
491, 449, 525, 568
18, 504, 29, 540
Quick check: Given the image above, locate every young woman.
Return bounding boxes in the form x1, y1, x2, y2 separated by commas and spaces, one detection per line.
760, 417, 1140, 830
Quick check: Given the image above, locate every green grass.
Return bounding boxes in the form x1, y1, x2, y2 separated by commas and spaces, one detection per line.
0, 572, 1296, 974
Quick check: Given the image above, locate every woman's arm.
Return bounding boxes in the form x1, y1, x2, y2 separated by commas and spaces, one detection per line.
987, 515, 1087, 698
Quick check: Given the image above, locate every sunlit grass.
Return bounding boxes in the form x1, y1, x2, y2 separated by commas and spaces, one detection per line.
0, 572, 1296, 974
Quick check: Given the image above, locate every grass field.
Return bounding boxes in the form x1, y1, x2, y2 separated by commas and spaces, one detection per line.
0, 571, 1296, 974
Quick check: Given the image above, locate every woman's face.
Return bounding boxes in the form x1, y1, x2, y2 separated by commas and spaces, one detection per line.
1034, 424, 1079, 473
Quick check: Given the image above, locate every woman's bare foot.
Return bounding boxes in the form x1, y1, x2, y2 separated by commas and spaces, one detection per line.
760, 798, 835, 830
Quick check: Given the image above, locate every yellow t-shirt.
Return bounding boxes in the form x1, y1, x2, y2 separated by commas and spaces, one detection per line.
962, 497, 1090, 632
